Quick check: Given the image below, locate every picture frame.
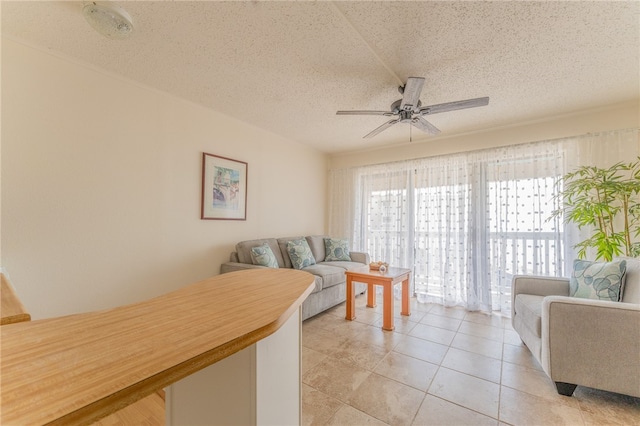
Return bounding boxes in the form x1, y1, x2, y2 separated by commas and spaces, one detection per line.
201, 152, 248, 220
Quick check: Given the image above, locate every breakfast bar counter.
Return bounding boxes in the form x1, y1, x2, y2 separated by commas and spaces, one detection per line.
1, 269, 315, 425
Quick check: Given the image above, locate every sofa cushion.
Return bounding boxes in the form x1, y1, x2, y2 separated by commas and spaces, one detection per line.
277, 236, 305, 268
306, 235, 328, 262
310, 276, 323, 294
302, 264, 346, 289
570, 259, 626, 301
324, 238, 351, 262
617, 257, 640, 304
515, 294, 545, 338
317, 260, 365, 271
236, 238, 285, 267
250, 243, 279, 268
287, 238, 316, 270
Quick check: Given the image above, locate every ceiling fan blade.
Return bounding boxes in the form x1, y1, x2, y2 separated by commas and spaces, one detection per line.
336, 110, 394, 116
363, 118, 400, 138
419, 97, 489, 115
400, 77, 425, 111
411, 117, 441, 135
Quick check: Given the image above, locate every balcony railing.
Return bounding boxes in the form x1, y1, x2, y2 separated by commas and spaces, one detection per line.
362, 229, 564, 309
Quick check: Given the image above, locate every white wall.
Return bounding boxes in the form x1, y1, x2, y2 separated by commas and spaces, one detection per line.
330, 101, 640, 169
1, 38, 328, 319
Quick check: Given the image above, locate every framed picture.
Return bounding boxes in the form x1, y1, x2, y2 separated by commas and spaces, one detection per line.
201, 152, 248, 220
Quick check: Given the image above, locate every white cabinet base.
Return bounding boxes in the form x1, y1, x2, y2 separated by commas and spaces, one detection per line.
166, 309, 301, 425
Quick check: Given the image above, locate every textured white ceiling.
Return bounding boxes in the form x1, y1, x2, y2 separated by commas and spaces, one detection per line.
2, 1, 639, 153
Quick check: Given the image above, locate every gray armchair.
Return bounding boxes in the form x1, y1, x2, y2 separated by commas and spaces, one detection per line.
511, 257, 640, 397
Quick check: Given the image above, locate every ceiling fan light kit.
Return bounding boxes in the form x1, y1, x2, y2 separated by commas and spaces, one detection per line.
83, 1, 134, 40
337, 77, 489, 139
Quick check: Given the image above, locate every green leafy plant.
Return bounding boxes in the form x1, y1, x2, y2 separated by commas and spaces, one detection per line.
550, 158, 640, 261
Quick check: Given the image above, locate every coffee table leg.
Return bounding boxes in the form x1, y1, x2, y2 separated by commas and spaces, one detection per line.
382, 282, 394, 331
366, 283, 376, 308
401, 277, 410, 317
346, 275, 356, 321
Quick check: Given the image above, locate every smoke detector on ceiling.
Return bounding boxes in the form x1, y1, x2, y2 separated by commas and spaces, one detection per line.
83, 1, 134, 40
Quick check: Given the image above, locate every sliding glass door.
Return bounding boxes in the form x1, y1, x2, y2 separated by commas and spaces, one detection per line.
329, 129, 638, 315
355, 146, 565, 315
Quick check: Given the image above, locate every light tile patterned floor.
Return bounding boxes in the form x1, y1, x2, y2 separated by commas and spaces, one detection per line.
301, 295, 640, 425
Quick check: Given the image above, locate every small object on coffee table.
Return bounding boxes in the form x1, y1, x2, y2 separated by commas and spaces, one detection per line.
369, 261, 388, 271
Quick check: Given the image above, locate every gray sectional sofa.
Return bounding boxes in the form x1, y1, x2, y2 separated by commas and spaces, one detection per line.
220, 235, 369, 320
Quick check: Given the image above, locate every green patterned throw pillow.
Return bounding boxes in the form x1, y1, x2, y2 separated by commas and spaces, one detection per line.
250, 243, 279, 268
324, 238, 351, 262
570, 259, 627, 301
286, 239, 316, 270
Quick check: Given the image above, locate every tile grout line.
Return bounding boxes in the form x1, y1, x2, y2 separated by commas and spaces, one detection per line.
498, 340, 506, 424
303, 301, 637, 425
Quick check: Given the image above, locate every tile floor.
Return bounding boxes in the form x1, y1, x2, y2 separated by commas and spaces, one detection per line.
301, 295, 640, 425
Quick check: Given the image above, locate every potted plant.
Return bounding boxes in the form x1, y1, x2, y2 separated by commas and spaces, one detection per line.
550, 158, 640, 261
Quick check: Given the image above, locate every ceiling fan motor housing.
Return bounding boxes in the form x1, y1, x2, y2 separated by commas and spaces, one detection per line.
391, 99, 422, 114
399, 110, 413, 122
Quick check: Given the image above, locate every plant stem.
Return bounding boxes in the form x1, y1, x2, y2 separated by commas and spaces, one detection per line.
623, 195, 631, 256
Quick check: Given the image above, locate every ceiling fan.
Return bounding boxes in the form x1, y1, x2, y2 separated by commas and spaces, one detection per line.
336, 77, 489, 138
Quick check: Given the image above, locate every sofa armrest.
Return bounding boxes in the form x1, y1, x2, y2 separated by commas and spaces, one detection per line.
349, 251, 370, 265
220, 262, 268, 274
511, 275, 570, 319
541, 296, 640, 397
512, 275, 570, 297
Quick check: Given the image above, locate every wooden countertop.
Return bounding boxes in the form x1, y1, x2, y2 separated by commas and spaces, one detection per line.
1, 273, 31, 325
1, 269, 315, 425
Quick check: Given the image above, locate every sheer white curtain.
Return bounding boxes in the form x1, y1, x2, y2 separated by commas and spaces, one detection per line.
328, 128, 639, 315
565, 129, 639, 170
413, 142, 565, 314
328, 168, 357, 241
412, 154, 479, 309
353, 163, 415, 269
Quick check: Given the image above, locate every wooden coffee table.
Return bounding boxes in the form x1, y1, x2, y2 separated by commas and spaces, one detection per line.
345, 266, 412, 331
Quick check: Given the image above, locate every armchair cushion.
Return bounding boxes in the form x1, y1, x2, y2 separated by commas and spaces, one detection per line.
514, 294, 544, 337
511, 275, 569, 320
569, 259, 626, 301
